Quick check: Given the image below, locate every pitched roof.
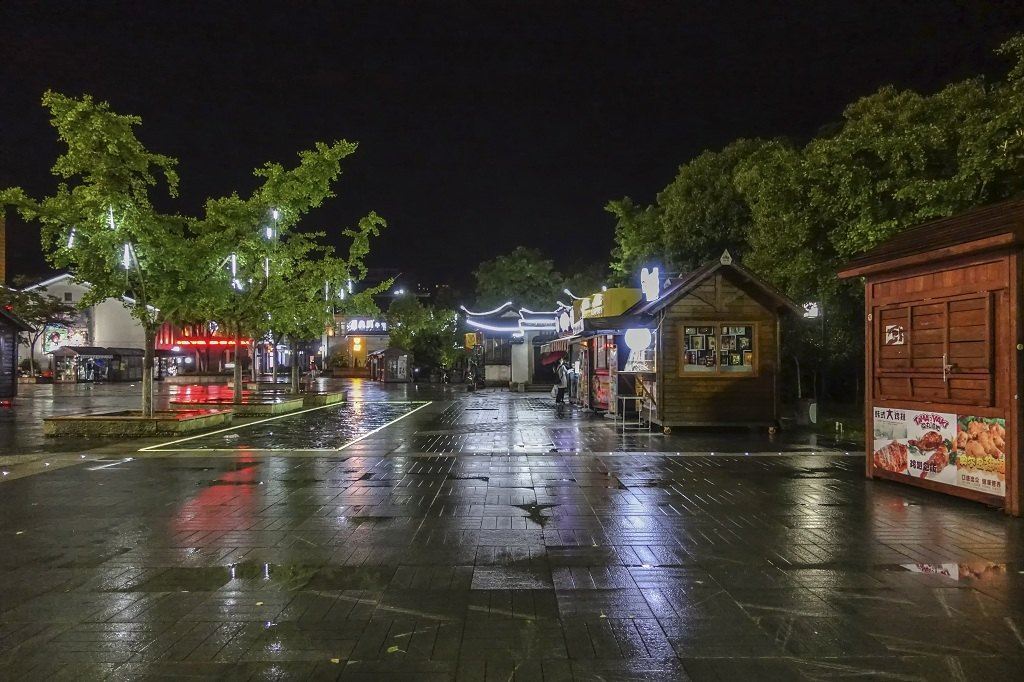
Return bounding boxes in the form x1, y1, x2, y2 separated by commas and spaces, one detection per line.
0, 306, 33, 332
631, 259, 803, 316
839, 198, 1024, 277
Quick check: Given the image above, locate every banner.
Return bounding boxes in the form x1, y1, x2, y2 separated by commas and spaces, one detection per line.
872, 407, 1006, 498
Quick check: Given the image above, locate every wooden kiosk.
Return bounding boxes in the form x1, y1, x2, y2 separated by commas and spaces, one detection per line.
839, 200, 1024, 515
631, 252, 802, 427
0, 307, 32, 399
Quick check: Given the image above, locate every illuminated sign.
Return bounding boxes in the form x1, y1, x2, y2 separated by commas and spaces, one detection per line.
344, 318, 388, 333
640, 267, 660, 302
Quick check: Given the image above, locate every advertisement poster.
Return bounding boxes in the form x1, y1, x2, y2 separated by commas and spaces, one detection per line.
42, 322, 89, 353
873, 407, 1006, 497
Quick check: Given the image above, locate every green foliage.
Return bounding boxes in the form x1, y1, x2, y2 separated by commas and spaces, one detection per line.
1, 92, 196, 327
608, 140, 766, 282
657, 139, 767, 271
607, 198, 660, 284
473, 247, 608, 307
474, 247, 561, 309
386, 296, 462, 370
607, 34, 1024, 401
2, 91, 387, 407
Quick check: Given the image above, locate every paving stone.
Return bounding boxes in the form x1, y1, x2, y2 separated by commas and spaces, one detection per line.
1, 384, 1023, 679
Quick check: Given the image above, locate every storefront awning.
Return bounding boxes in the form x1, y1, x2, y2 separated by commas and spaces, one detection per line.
48, 346, 114, 358
540, 338, 572, 354
107, 347, 145, 356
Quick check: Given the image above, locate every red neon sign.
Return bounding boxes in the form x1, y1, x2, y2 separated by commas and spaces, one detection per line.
173, 338, 253, 346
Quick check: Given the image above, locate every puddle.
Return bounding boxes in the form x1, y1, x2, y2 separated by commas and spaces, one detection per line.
446, 474, 489, 482
160, 401, 426, 450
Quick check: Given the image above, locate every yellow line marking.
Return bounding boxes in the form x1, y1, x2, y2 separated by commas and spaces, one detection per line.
137, 400, 431, 453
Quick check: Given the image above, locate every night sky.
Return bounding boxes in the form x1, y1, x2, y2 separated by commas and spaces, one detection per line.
3, 2, 1024, 289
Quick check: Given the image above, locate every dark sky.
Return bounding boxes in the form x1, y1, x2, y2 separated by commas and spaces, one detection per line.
3, 1, 1024, 288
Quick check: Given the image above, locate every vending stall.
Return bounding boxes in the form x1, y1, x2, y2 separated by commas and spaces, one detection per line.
839, 200, 1024, 515
368, 347, 410, 383
631, 253, 802, 428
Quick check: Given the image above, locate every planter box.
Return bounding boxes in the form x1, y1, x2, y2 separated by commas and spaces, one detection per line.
302, 391, 345, 407
171, 396, 305, 417
44, 409, 233, 438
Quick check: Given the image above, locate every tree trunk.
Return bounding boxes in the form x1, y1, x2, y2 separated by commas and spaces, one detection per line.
29, 335, 39, 377
290, 338, 300, 393
250, 339, 259, 383
233, 322, 243, 404
142, 327, 156, 418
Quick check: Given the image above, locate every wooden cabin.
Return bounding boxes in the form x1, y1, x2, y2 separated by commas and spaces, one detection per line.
839, 199, 1024, 515
631, 252, 802, 427
0, 307, 32, 398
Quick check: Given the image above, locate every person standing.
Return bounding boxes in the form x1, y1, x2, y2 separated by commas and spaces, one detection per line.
555, 357, 569, 404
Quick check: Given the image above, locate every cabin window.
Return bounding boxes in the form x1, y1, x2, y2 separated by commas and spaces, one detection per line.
682, 323, 756, 375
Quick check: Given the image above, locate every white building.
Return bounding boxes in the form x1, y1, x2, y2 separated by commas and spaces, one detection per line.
19, 273, 145, 372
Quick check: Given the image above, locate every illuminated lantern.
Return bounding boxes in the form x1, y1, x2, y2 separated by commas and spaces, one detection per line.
624, 328, 652, 352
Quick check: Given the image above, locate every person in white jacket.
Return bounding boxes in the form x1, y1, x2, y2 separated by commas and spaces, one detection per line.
555, 358, 569, 404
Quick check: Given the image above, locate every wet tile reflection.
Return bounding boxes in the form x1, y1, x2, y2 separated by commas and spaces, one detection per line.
1, 391, 1023, 679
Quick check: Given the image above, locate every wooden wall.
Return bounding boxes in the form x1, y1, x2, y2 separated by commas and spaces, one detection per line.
657, 274, 780, 426
0, 324, 17, 399
864, 249, 1017, 512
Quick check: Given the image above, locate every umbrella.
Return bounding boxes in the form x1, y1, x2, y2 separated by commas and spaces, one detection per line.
540, 351, 565, 366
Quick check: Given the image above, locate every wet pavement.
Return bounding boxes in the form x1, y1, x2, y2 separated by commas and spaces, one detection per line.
1, 384, 1023, 680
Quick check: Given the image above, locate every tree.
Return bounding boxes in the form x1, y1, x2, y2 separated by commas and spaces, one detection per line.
386, 296, 462, 374
607, 198, 661, 284
656, 139, 767, 271
473, 247, 562, 309
0, 284, 77, 376
605, 34, 1024, 403
1, 92, 206, 416
193, 142, 385, 401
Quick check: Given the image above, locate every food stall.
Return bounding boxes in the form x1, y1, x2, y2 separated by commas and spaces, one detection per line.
839, 200, 1024, 515
627, 252, 801, 427
368, 347, 410, 383
48, 346, 114, 382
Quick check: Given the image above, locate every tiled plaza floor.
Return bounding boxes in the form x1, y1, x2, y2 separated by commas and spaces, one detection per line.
1, 387, 1022, 680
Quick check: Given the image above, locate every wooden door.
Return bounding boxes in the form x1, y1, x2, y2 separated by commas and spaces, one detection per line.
873, 293, 993, 406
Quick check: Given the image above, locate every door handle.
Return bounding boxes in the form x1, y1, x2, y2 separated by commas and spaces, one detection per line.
942, 354, 954, 382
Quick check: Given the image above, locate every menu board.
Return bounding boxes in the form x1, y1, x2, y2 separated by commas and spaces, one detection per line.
872, 407, 1006, 497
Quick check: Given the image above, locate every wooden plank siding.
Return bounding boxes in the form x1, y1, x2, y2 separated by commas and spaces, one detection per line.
852, 237, 1018, 514
655, 275, 780, 426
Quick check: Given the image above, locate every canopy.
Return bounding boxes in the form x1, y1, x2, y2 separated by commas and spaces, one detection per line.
48, 346, 113, 358
107, 347, 144, 356
539, 350, 565, 366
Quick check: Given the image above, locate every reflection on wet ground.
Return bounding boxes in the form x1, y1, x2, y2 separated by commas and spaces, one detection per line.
147, 401, 429, 451
1, 389, 1023, 679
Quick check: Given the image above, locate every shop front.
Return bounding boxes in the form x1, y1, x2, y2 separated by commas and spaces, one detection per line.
368, 347, 410, 382
49, 346, 114, 382
107, 347, 144, 381
839, 200, 1024, 515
